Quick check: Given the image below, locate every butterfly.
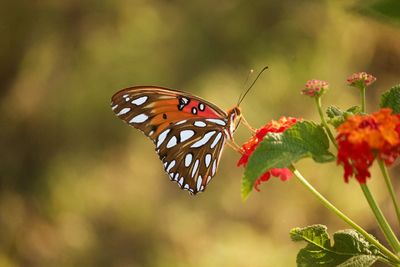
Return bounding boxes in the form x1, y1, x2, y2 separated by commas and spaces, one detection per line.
111, 86, 243, 195
110, 68, 266, 195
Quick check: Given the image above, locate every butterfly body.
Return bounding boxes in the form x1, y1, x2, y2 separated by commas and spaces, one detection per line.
111, 86, 241, 195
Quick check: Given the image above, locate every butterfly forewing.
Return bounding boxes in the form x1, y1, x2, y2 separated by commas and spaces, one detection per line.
111, 86, 227, 136
111, 86, 230, 195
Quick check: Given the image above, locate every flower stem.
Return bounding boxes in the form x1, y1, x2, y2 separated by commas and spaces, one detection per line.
378, 159, 400, 227
380, 257, 399, 267
289, 165, 400, 264
360, 86, 366, 113
360, 183, 400, 253
315, 96, 338, 149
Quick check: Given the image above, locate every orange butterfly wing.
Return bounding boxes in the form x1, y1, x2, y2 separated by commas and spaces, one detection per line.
111, 86, 227, 137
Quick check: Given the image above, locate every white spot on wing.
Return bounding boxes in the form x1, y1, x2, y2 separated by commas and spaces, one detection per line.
191, 131, 216, 148
180, 130, 195, 142
164, 162, 168, 168
181, 97, 189, 104
123, 94, 129, 98
131, 96, 148, 106
212, 160, 217, 176
185, 153, 193, 167
192, 159, 199, 178
206, 176, 212, 185
111, 104, 118, 110
184, 184, 190, 189
129, 114, 148, 123
157, 129, 170, 148
194, 121, 206, 127
166, 136, 178, 148
199, 103, 205, 111
206, 118, 226, 126
175, 120, 187, 125
210, 132, 222, 149
197, 175, 202, 191
200, 185, 204, 191
174, 173, 180, 181
117, 107, 131, 116
166, 160, 176, 172
205, 154, 212, 167
148, 130, 154, 136
178, 177, 184, 186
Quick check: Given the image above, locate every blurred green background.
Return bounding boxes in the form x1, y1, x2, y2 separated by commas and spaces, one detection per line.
1, 0, 400, 266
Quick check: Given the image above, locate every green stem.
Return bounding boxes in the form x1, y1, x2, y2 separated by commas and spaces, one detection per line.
378, 160, 400, 227
360, 184, 400, 253
380, 256, 399, 267
289, 165, 400, 264
360, 86, 366, 113
315, 96, 338, 149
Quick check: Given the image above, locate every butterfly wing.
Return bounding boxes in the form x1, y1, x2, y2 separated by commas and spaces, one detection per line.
111, 86, 229, 194
111, 86, 227, 137
157, 118, 227, 194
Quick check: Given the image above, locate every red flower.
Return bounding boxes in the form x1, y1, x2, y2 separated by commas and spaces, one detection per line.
238, 117, 299, 191
302, 79, 329, 97
337, 108, 400, 183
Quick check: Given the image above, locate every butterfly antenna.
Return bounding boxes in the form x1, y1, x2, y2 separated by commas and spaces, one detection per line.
237, 66, 269, 106
237, 69, 254, 104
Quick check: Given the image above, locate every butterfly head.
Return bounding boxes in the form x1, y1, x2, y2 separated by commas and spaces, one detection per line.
227, 106, 242, 138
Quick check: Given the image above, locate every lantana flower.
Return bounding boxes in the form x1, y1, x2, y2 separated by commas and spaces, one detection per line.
302, 79, 329, 97
346, 72, 376, 88
237, 117, 299, 191
336, 108, 400, 183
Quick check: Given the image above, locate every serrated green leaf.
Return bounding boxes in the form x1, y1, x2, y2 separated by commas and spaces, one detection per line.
291, 225, 380, 267
290, 224, 330, 245
241, 121, 335, 199
380, 85, 400, 114
336, 255, 379, 267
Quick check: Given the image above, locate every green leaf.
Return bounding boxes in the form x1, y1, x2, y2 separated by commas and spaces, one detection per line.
241, 121, 335, 199
355, 0, 400, 25
380, 84, 400, 114
290, 225, 380, 267
326, 106, 361, 128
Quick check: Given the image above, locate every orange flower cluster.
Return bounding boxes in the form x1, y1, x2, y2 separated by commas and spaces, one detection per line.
337, 108, 400, 183
238, 117, 299, 191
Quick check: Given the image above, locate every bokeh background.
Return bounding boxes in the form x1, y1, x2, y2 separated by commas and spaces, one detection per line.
1, 0, 400, 266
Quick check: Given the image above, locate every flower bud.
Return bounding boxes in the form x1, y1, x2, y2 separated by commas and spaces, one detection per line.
302, 79, 329, 97
346, 72, 376, 89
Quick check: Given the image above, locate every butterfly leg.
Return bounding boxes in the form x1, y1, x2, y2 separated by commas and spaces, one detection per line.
241, 116, 256, 133
226, 140, 244, 154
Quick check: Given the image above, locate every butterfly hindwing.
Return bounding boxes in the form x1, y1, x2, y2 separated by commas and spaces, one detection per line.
157, 118, 227, 194
111, 86, 230, 195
